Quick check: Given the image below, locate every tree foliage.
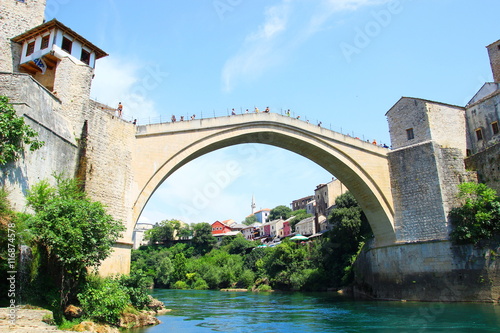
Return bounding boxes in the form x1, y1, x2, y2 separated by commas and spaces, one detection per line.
26, 178, 125, 272
269, 205, 292, 221
288, 209, 312, 232
243, 214, 257, 226
24, 177, 125, 306
191, 222, 216, 255
319, 191, 373, 287
449, 182, 500, 245
77, 275, 129, 326
131, 192, 373, 292
0, 96, 44, 165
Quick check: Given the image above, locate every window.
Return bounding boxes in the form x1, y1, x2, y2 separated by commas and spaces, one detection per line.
41, 35, 50, 49
475, 128, 483, 141
61, 37, 72, 54
406, 128, 414, 140
492, 121, 499, 135
80, 49, 91, 65
26, 41, 35, 56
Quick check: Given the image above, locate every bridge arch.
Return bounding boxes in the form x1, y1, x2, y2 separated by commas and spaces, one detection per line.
131, 113, 395, 245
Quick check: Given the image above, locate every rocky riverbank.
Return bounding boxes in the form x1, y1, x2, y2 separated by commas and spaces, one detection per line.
0, 299, 171, 333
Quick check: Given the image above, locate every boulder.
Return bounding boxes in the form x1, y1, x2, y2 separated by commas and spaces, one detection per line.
64, 305, 83, 319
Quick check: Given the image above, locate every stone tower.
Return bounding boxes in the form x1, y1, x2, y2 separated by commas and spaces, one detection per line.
386, 98, 471, 242
486, 39, 500, 83
0, 0, 47, 72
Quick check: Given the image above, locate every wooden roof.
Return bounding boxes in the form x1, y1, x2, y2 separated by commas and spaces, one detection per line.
11, 19, 108, 59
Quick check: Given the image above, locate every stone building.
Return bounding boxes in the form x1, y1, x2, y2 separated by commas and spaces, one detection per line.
463, 39, 500, 193
132, 223, 153, 249
290, 195, 314, 211
314, 178, 347, 217
0, 0, 46, 73
0, 0, 134, 274
386, 97, 471, 242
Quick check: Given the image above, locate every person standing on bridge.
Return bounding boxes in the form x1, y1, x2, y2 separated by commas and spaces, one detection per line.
171, 115, 176, 122
254, 107, 260, 113
231, 108, 236, 115
286, 109, 290, 116
117, 102, 123, 117
264, 107, 270, 113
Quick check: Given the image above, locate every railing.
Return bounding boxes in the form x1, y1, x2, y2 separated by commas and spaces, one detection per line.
103, 105, 390, 148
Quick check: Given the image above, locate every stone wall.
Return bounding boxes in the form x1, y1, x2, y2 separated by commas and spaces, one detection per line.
0, 0, 46, 72
389, 142, 453, 241
465, 91, 500, 154
0, 73, 78, 211
487, 39, 500, 83
465, 143, 500, 194
53, 56, 94, 130
82, 100, 136, 241
0, 71, 137, 275
353, 240, 500, 302
386, 97, 466, 154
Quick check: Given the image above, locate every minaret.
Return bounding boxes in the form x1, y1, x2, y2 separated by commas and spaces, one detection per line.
251, 195, 256, 215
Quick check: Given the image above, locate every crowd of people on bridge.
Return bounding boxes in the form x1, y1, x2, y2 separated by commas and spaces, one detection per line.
118, 103, 390, 149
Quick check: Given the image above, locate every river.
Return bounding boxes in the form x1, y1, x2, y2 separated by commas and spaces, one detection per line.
126, 289, 499, 332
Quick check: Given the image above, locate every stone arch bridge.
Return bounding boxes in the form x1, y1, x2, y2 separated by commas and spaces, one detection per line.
128, 112, 395, 250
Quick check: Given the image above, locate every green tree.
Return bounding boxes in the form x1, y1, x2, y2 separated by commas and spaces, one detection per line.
191, 223, 216, 255
243, 215, 257, 226
24, 177, 125, 307
0, 96, 44, 165
449, 182, 500, 244
289, 209, 312, 232
178, 224, 193, 240
318, 191, 372, 288
145, 220, 176, 245
77, 275, 129, 326
269, 205, 292, 221
170, 252, 187, 285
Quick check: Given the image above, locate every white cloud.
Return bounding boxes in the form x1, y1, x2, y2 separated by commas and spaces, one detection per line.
221, 0, 393, 92
324, 0, 392, 12
90, 56, 161, 121
221, 1, 291, 92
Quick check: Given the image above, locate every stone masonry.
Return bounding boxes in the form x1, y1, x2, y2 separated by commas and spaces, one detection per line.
487, 39, 500, 83
386, 97, 470, 242
0, 0, 46, 73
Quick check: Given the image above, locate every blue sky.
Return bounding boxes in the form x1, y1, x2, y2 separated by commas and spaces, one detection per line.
45, 0, 500, 225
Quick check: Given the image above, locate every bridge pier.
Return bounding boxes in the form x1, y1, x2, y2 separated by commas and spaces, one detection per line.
352, 240, 500, 302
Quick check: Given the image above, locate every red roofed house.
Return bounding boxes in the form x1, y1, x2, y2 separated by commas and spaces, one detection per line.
211, 220, 232, 235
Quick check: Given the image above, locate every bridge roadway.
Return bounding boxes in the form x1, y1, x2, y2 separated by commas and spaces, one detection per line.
129, 112, 396, 246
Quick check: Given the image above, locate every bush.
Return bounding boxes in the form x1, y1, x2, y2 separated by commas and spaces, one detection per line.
449, 182, 500, 245
172, 280, 189, 289
257, 284, 272, 292
119, 270, 153, 309
77, 275, 129, 326
192, 278, 209, 290
237, 269, 255, 288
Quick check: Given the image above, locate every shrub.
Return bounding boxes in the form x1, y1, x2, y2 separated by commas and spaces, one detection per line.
237, 269, 255, 288
119, 270, 153, 309
77, 275, 129, 326
172, 280, 189, 289
192, 278, 209, 290
257, 284, 272, 292
449, 182, 500, 245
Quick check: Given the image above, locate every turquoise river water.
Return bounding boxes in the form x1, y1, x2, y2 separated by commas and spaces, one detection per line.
127, 289, 500, 333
